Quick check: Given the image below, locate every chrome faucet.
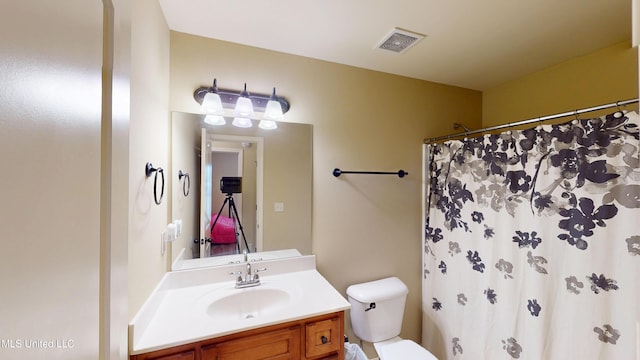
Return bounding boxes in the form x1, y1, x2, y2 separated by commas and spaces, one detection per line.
245, 262, 253, 281
229, 255, 267, 288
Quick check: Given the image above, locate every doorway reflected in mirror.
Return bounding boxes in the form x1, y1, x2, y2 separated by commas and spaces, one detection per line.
170, 111, 312, 270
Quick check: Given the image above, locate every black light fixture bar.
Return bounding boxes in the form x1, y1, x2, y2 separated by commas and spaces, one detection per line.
194, 85, 290, 114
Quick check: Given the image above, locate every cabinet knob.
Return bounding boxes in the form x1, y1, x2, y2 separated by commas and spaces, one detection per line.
321, 335, 328, 344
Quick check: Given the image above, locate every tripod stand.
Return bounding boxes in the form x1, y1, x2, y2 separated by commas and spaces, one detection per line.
210, 193, 250, 254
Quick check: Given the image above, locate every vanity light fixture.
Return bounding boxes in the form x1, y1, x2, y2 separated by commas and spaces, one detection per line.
259, 88, 284, 130
232, 83, 254, 128
200, 79, 226, 125
233, 83, 255, 119
233, 84, 254, 127
204, 114, 226, 126
200, 79, 224, 114
232, 116, 253, 128
194, 79, 290, 130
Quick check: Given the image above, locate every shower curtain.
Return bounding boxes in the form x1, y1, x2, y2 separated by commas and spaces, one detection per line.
423, 110, 639, 359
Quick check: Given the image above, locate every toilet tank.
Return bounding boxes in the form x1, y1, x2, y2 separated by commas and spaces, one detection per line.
346, 277, 408, 343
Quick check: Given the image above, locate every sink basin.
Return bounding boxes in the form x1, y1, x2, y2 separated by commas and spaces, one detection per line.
206, 287, 292, 320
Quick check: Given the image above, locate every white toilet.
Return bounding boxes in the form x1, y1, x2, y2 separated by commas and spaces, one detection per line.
347, 277, 438, 360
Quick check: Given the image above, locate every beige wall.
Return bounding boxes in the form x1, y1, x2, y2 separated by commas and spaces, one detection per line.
0, 2, 103, 358
483, 41, 638, 127
108, 0, 133, 357
634, 0, 639, 47
0, 0, 132, 358
128, 0, 171, 320
168, 31, 483, 358
170, 112, 201, 261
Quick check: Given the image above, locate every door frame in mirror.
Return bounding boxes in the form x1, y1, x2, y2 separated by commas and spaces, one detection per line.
203, 134, 264, 256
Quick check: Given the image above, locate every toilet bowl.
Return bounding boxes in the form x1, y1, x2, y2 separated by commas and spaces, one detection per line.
346, 277, 438, 360
374, 337, 437, 360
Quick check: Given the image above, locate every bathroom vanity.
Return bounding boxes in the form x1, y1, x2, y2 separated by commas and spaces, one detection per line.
129, 255, 350, 360
130, 311, 343, 359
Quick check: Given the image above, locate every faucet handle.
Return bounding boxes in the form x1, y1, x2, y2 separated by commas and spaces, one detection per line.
253, 267, 267, 280
229, 270, 243, 282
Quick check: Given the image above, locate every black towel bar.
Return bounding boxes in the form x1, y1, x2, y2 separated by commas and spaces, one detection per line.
332, 168, 408, 178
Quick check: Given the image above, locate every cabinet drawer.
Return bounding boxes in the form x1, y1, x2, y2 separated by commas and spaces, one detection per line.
305, 317, 340, 358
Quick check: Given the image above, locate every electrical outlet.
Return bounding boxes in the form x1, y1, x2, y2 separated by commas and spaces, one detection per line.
274, 202, 284, 212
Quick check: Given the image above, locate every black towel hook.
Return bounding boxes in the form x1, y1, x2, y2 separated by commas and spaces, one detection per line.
145, 162, 165, 205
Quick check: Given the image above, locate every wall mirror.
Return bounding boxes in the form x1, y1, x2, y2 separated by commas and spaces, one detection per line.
170, 111, 312, 270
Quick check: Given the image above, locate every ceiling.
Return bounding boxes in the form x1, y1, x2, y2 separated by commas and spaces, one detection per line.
158, 0, 632, 91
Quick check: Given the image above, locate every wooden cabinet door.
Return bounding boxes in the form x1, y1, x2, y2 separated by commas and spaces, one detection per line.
149, 351, 195, 360
305, 317, 340, 359
202, 326, 301, 360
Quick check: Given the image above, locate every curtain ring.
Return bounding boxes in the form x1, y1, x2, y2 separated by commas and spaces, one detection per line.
613, 101, 624, 119
145, 162, 165, 205
572, 109, 580, 125
178, 170, 191, 197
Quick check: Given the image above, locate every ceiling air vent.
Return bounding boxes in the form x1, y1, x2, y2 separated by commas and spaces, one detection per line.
376, 27, 425, 54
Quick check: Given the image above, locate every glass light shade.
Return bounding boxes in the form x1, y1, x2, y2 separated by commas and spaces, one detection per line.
258, 119, 278, 130
200, 92, 224, 114
233, 97, 255, 118
203, 115, 225, 125
232, 117, 253, 128
263, 99, 284, 121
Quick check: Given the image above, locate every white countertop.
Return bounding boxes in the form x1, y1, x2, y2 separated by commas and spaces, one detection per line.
129, 255, 350, 355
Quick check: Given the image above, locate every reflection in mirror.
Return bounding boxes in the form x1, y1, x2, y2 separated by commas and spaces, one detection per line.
202, 134, 261, 258
172, 248, 303, 271
170, 112, 312, 270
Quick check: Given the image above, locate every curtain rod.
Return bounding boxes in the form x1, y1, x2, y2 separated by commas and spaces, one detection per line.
423, 98, 639, 144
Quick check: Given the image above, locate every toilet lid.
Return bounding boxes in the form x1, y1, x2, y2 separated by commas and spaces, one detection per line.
376, 340, 438, 360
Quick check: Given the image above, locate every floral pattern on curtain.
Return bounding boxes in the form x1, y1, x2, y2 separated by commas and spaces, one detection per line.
423, 111, 639, 359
